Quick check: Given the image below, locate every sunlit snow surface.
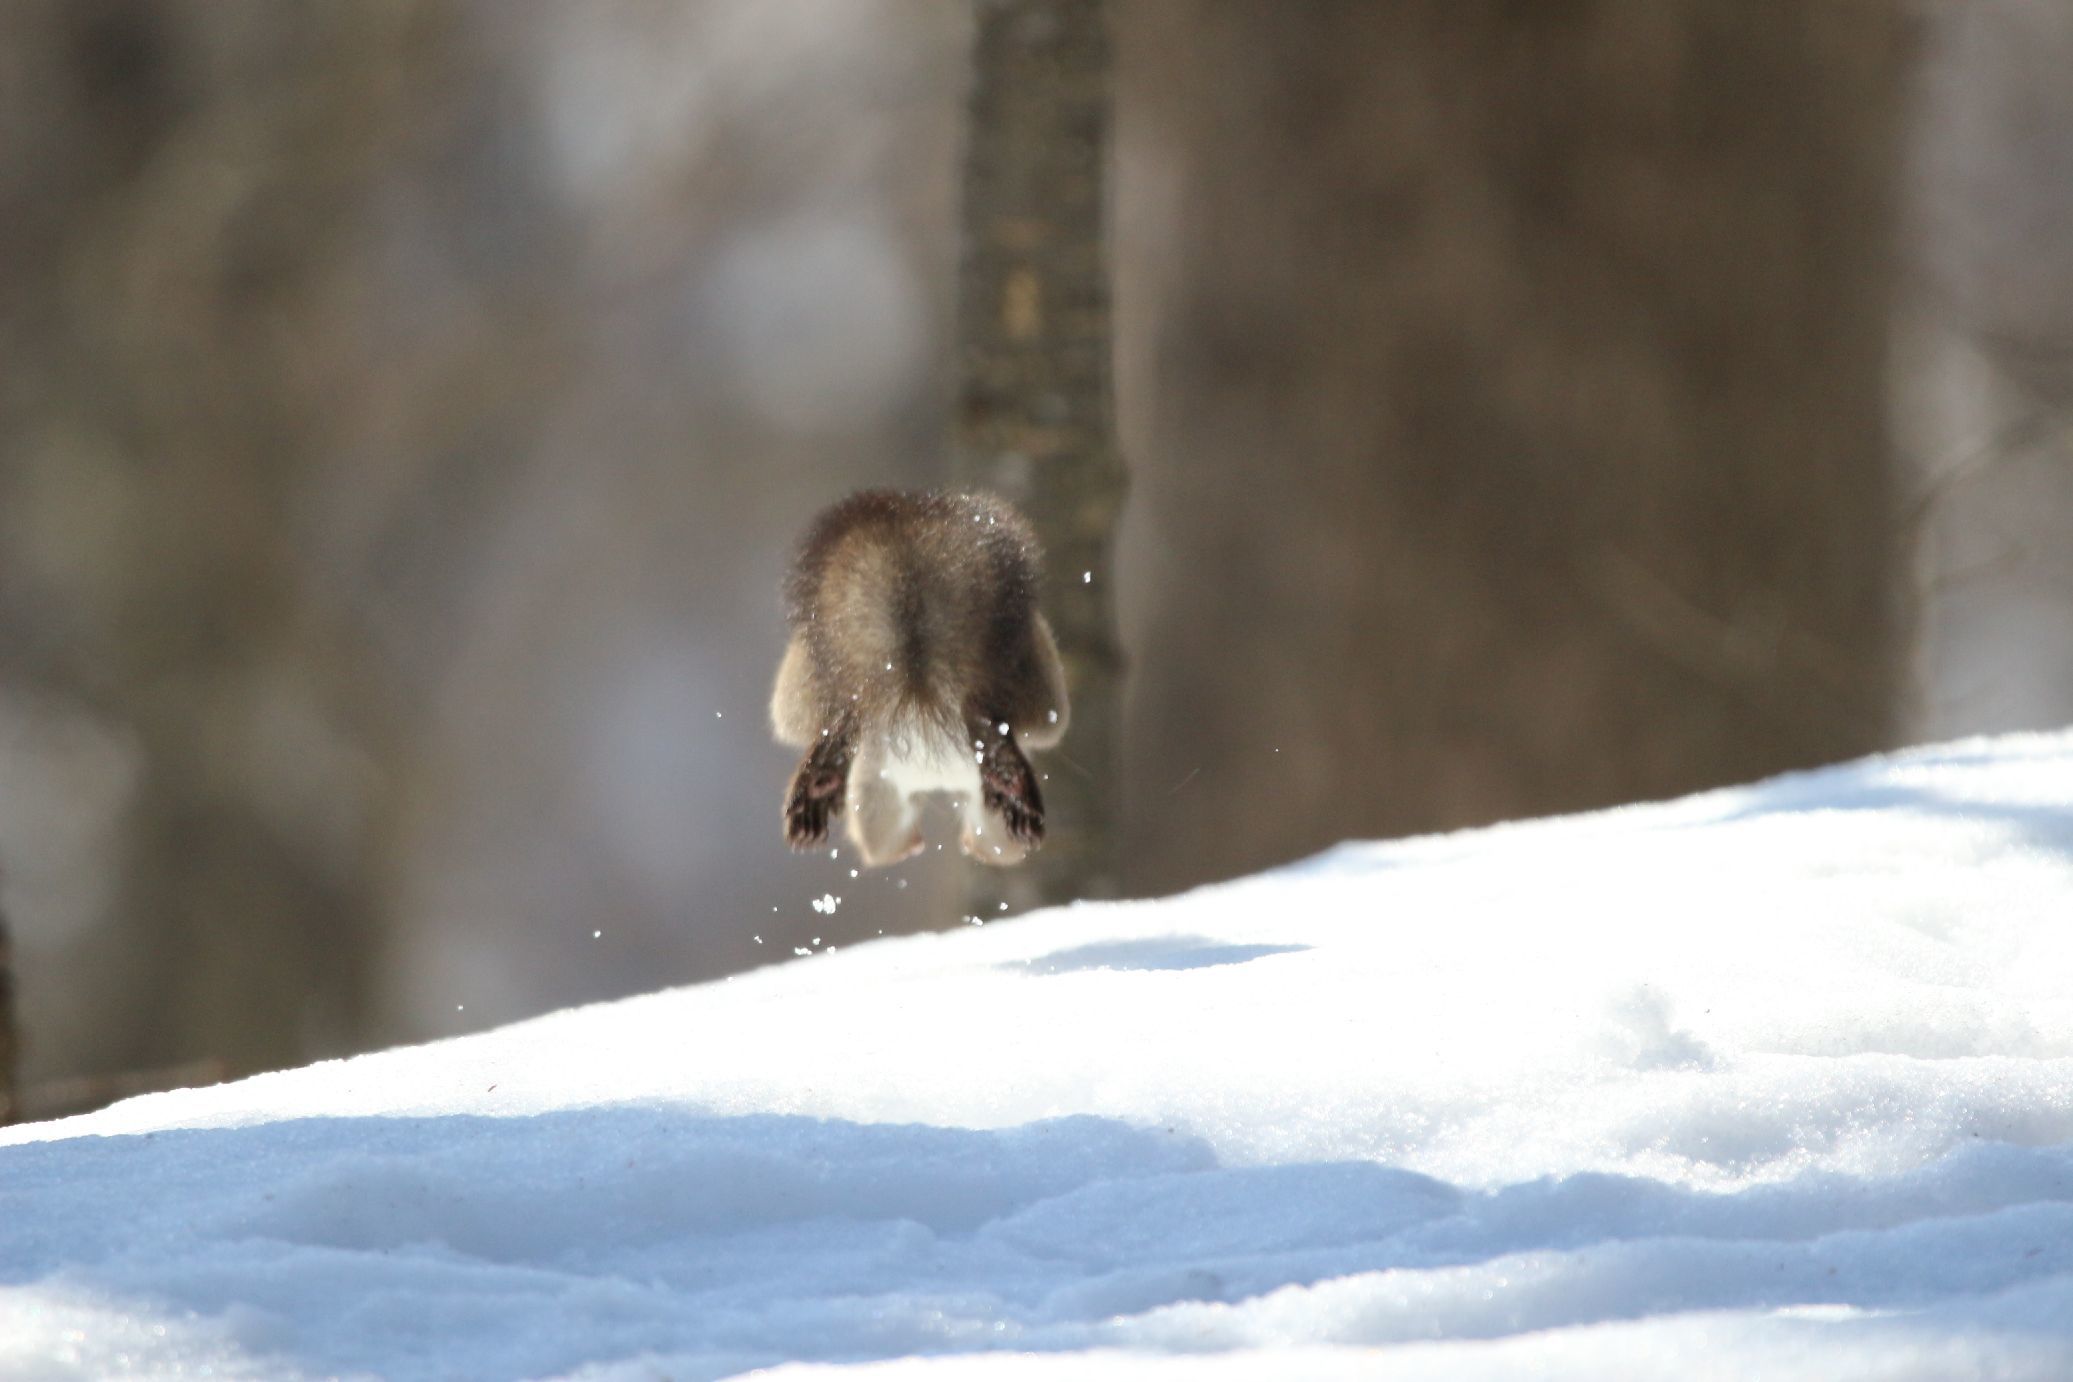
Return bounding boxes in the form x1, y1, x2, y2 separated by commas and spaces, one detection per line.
5, 733, 2073, 1380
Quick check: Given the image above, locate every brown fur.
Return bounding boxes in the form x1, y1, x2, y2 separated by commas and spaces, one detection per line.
772, 490, 1068, 865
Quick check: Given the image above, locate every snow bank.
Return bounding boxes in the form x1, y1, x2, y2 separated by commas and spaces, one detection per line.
4, 732, 2071, 1380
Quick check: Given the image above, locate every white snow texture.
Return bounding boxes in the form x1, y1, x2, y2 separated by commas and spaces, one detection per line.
4, 732, 2072, 1380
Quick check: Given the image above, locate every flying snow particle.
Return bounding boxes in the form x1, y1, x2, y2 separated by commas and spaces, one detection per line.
1046, 709, 1059, 724
997, 721, 1009, 735
1082, 571, 1092, 583
592, 930, 602, 939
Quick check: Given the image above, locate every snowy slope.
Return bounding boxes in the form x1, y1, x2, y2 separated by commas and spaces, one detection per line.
3, 732, 2072, 1381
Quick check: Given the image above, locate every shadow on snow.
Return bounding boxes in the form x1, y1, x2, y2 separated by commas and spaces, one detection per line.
4, 1103, 2071, 1380
1007, 935, 1312, 975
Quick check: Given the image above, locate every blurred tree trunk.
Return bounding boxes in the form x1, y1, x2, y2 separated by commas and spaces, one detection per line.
955, 0, 1127, 908
0, 912, 15, 1120
0, 1, 441, 1080
1116, 2, 1910, 893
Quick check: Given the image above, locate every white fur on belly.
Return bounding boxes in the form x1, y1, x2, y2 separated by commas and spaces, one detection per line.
872, 715, 981, 799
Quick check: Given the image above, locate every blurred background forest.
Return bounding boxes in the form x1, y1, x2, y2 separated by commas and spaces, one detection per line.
2, 0, 2070, 1110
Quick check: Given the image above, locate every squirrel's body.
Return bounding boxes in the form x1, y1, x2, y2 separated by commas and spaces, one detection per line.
772, 490, 1068, 866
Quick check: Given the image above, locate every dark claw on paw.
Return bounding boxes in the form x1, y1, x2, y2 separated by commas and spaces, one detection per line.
982, 766, 1045, 847
785, 770, 844, 849
785, 797, 829, 849
970, 718, 1046, 851
998, 793, 1044, 846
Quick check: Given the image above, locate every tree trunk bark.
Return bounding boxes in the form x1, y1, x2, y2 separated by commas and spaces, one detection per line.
0, 911, 15, 1121
955, 0, 1127, 910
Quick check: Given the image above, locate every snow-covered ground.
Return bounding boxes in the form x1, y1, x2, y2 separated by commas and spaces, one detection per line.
5, 732, 2072, 1380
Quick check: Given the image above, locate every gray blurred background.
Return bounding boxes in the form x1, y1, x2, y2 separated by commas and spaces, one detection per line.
0, 0, 2068, 1101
